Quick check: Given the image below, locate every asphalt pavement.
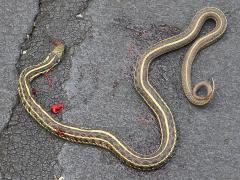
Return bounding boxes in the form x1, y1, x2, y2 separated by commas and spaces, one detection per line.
0, 0, 239, 179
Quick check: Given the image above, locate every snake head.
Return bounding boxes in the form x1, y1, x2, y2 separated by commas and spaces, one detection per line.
52, 40, 65, 58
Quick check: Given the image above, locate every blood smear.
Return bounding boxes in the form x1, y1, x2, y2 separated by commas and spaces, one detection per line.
50, 103, 64, 114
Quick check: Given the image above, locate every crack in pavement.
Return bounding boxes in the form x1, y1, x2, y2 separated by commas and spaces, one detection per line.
1, 0, 240, 179
0, 0, 39, 132
59, 0, 240, 179
0, 0, 93, 179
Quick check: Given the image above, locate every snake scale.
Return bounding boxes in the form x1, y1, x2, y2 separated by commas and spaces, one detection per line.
18, 7, 227, 170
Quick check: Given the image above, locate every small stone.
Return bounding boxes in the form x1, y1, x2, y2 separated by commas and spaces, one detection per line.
76, 13, 83, 18
22, 50, 27, 54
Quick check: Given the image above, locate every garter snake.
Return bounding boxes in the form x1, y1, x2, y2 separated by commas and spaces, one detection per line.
18, 7, 227, 170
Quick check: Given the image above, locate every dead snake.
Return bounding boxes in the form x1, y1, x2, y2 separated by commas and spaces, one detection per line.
18, 7, 227, 170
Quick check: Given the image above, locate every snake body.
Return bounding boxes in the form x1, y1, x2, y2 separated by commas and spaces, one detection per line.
18, 7, 227, 170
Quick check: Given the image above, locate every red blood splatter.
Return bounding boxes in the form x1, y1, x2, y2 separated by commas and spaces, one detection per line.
44, 72, 53, 88
51, 39, 62, 47
50, 103, 64, 114
55, 128, 65, 136
136, 116, 153, 125
32, 88, 37, 96
127, 43, 136, 57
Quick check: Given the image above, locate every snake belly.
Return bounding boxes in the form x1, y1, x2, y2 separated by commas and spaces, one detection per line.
18, 7, 227, 170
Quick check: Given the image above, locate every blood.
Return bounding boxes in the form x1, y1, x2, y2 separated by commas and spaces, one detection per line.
55, 128, 65, 136
51, 39, 62, 46
136, 116, 153, 125
32, 88, 37, 96
127, 43, 136, 57
44, 72, 53, 88
50, 103, 64, 114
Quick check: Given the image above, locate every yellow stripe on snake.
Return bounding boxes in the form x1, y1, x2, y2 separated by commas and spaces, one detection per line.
18, 7, 227, 170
